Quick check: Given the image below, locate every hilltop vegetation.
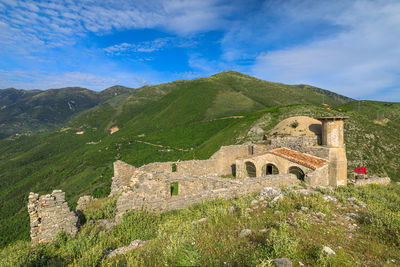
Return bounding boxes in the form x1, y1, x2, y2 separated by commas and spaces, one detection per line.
0, 71, 398, 251
0, 71, 351, 139
0, 86, 135, 139
2, 184, 400, 266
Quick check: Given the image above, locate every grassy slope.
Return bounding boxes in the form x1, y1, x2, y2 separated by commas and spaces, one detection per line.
0, 72, 393, 249
2, 184, 400, 266
0, 86, 135, 138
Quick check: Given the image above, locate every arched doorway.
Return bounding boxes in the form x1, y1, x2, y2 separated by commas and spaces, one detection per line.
289, 166, 305, 181
262, 163, 279, 176
245, 162, 257, 177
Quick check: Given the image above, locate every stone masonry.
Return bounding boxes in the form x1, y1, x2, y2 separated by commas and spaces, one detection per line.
28, 190, 78, 246
28, 116, 354, 245
116, 173, 299, 220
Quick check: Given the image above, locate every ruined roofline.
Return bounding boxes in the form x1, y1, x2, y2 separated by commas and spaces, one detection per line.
317, 116, 349, 121
269, 148, 327, 169
237, 147, 327, 170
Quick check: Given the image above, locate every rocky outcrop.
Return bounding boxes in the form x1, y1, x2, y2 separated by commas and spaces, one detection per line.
28, 190, 78, 246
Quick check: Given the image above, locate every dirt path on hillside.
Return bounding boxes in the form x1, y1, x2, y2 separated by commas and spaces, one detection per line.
133, 140, 191, 152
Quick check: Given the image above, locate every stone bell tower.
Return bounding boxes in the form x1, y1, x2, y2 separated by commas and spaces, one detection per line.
318, 117, 348, 186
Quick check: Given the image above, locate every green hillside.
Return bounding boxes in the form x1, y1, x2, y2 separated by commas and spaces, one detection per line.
0, 86, 135, 139
0, 71, 397, 250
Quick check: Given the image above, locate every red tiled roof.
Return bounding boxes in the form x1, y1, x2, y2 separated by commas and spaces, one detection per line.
268, 148, 326, 169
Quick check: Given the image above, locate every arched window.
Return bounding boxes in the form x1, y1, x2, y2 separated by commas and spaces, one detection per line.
289, 166, 305, 181
262, 163, 279, 176
245, 162, 257, 177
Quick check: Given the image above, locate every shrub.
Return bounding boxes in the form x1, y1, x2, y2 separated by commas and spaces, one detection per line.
82, 196, 118, 221
111, 209, 161, 245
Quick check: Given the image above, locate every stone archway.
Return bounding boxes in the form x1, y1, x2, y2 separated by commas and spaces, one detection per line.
289, 166, 305, 181
245, 161, 257, 177
262, 163, 279, 176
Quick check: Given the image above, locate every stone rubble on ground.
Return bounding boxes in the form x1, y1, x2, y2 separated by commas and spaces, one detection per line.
259, 187, 282, 201
322, 246, 336, 256
251, 200, 259, 206
192, 217, 208, 224
272, 257, 292, 267
106, 240, 148, 258
239, 229, 252, 238
323, 195, 337, 202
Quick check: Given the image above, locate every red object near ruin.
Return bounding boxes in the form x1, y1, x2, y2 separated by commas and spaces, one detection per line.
354, 167, 366, 173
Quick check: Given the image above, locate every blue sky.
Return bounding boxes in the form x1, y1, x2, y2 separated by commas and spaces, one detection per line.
0, 0, 399, 101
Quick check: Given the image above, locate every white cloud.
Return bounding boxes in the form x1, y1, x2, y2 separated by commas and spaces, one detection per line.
0, 69, 157, 90
103, 37, 197, 56
0, 0, 234, 52
104, 38, 172, 56
251, 0, 400, 100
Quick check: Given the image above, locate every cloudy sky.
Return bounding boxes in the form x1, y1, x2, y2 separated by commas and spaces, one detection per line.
0, 0, 399, 101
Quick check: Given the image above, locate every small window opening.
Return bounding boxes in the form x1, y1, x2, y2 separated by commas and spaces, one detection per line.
172, 163, 177, 172
263, 164, 279, 176
231, 164, 237, 177
170, 182, 179, 196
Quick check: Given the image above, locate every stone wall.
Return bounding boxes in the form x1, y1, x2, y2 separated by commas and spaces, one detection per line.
352, 175, 391, 187
116, 174, 298, 219
76, 195, 94, 211
305, 165, 329, 186
138, 145, 252, 177
210, 145, 251, 175
28, 190, 78, 246
110, 161, 137, 196
235, 152, 314, 179
169, 175, 241, 196
302, 146, 330, 160
138, 161, 172, 173
176, 159, 219, 176
270, 136, 318, 151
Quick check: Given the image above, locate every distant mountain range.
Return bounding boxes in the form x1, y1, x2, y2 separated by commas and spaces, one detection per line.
0, 86, 135, 139
0, 71, 352, 139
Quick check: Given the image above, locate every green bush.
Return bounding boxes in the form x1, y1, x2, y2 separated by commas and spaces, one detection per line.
82, 197, 117, 221
111, 210, 161, 245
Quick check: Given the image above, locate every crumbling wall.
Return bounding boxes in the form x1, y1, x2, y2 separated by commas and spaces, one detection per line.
210, 145, 251, 175
305, 165, 329, 187
76, 195, 94, 211
270, 136, 318, 151
110, 161, 137, 196
302, 146, 330, 160
175, 159, 219, 176
169, 175, 241, 196
28, 190, 78, 246
352, 175, 391, 187
138, 161, 172, 173
116, 174, 298, 219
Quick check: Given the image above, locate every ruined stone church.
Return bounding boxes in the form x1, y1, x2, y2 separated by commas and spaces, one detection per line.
28, 116, 349, 245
